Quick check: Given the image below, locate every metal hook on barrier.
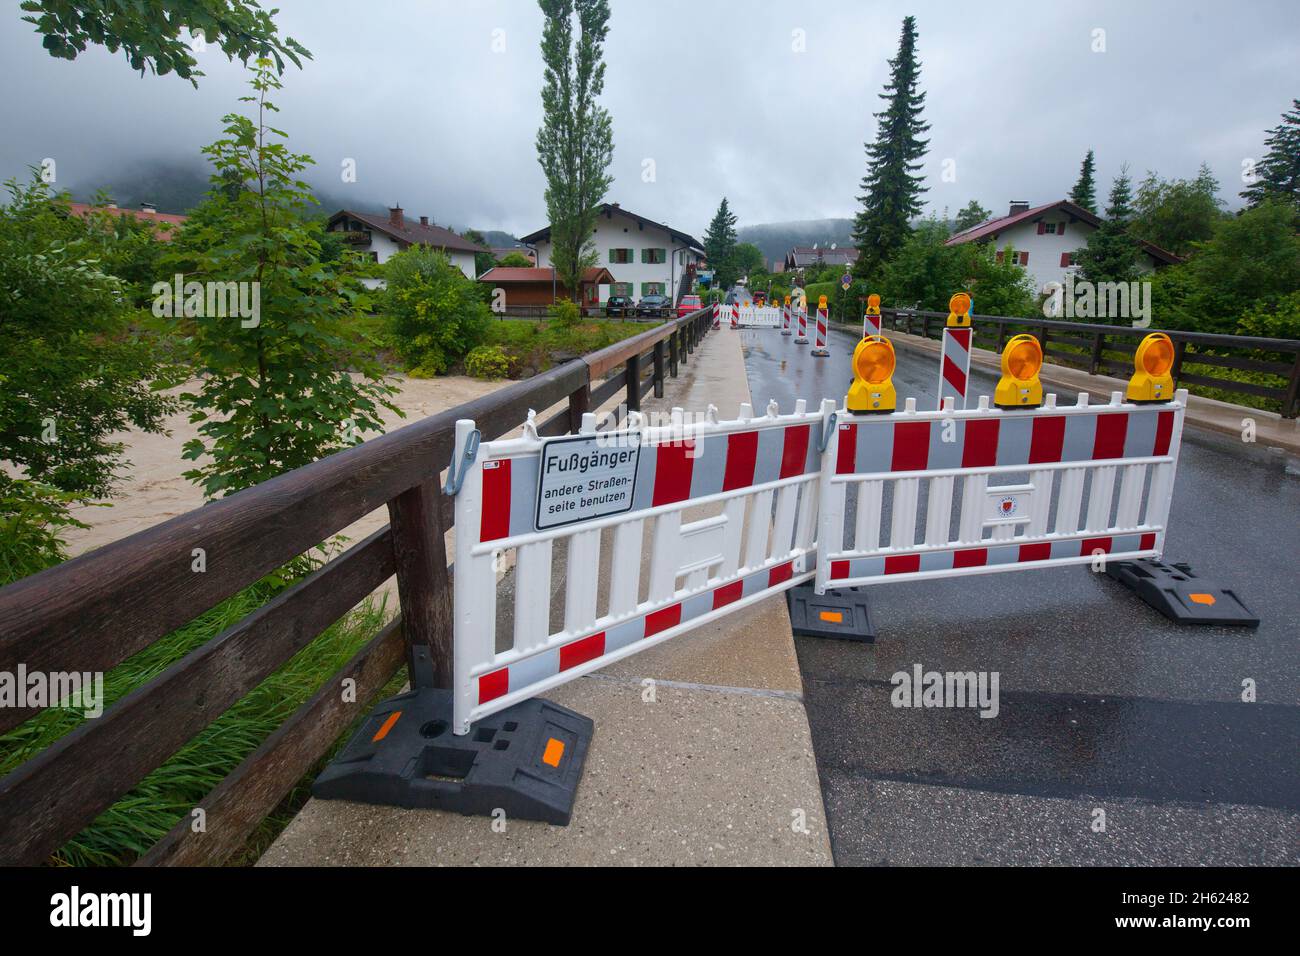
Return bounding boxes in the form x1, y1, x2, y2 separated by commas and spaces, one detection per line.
818, 411, 839, 454
444, 426, 481, 496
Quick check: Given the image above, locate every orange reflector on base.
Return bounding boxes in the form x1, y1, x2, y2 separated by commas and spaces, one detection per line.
1189, 592, 1216, 606
371, 710, 402, 743
542, 738, 565, 767
819, 610, 844, 623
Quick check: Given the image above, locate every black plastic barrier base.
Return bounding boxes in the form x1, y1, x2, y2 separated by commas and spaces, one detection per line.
787, 583, 878, 642
1105, 558, 1260, 628
313, 687, 594, 825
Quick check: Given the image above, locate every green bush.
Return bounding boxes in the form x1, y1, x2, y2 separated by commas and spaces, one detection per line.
386, 246, 492, 374
465, 344, 511, 380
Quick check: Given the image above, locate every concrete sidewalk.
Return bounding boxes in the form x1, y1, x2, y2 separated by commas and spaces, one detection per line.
259, 327, 834, 867
881, 327, 1300, 456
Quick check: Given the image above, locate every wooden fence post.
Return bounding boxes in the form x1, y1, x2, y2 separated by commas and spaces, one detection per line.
386, 480, 453, 688
626, 353, 642, 412
653, 341, 666, 398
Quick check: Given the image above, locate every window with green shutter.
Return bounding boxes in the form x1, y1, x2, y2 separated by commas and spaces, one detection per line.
640, 248, 666, 264
641, 282, 665, 296
609, 248, 633, 264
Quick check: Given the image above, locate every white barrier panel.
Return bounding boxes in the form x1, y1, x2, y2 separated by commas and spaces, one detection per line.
814, 390, 1187, 593
734, 306, 782, 328
452, 402, 825, 734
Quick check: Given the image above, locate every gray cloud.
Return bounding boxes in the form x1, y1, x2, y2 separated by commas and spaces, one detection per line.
2, 0, 1295, 236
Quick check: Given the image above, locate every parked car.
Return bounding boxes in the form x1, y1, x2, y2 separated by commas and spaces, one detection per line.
605, 294, 632, 317
677, 294, 702, 317
637, 293, 670, 317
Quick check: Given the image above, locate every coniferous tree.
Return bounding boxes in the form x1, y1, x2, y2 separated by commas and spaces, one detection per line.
1075, 166, 1143, 290
536, 0, 614, 303
1070, 149, 1098, 213
852, 16, 930, 280
1242, 99, 1300, 210
703, 197, 739, 290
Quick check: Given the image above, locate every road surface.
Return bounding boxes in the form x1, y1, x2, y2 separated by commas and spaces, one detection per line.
738, 322, 1300, 865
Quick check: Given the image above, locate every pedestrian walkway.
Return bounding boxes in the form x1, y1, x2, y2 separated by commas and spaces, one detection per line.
259, 327, 834, 866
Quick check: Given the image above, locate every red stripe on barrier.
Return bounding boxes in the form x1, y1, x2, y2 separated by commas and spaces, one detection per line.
479, 668, 509, 704
835, 425, 858, 474
1018, 542, 1052, 562
885, 554, 921, 575
768, 561, 794, 587
891, 421, 931, 471
949, 328, 972, 350
953, 548, 987, 568
1139, 532, 1156, 551
1080, 536, 1112, 556
1093, 413, 1129, 459
831, 560, 850, 579
722, 430, 758, 491
941, 355, 967, 395
962, 418, 1000, 468
1154, 410, 1175, 456
712, 581, 744, 609
480, 459, 512, 542
559, 632, 606, 671
779, 424, 812, 478
645, 603, 682, 637
1029, 416, 1066, 464
652, 442, 695, 505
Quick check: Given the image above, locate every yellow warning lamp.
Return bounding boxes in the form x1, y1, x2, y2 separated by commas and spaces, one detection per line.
994, 334, 1044, 409
783, 295, 791, 306
818, 294, 828, 311
847, 335, 897, 414
947, 292, 972, 328
1126, 332, 1176, 403
866, 293, 881, 316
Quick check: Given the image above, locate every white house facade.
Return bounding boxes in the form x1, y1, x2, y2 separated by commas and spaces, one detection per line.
945, 200, 1180, 296
327, 207, 486, 288
520, 203, 706, 305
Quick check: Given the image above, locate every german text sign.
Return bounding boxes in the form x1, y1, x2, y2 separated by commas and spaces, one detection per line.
535, 435, 640, 531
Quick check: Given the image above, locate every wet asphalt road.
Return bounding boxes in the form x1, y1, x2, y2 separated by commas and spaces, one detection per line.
738, 323, 1300, 866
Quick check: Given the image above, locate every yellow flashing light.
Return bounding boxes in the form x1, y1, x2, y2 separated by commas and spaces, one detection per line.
1126, 332, 1176, 404
818, 294, 829, 310
994, 334, 1044, 409
866, 293, 881, 315
947, 292, 972, 327
847, 335, 897, 414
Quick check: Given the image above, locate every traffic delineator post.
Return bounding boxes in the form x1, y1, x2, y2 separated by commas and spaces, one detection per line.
811, 295, 830, 357
862, 293, 881, 338
712, 302, 721, 329
938, 292, 974, 410
782, 295, 792, 336
795, 306, 809, 344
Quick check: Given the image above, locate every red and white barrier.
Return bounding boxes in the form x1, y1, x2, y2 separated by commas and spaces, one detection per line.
811, 307, 829, 356
730, 303, 739, 329
795, 309, 809, 344
938, 326, 973, 409
782, 304, 792, 336
863, 311, 881, 338
712, 302, 721, 329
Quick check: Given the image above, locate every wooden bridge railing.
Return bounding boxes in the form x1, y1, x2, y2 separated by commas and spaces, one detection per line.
0, 306, 715, 866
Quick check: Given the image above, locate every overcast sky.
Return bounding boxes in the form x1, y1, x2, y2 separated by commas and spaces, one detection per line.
3, 0, 1296, 237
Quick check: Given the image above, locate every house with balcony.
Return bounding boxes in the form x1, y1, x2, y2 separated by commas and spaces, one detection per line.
519, 203, 706, 306
326, 206, 488, 287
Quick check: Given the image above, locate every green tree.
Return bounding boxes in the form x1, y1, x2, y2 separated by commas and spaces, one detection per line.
0, 174, 179, 580
1069, 149, 1098, 213
703, 197, 739, 289
1242, 99, 1300, 210
876, 219, 963, 311
172, 61, 399, 499
19, 0, 309, 86
733, 242, 765, 279
461, 228, 496, 277
852, 15, 930, 280
497, 251, 535, 268
386, 246, 493, 375
536, 0, 614, 303
1131, 164, 1225, 256
1075, 166, 1142, 288
960, 243, 1038, 318
953, 199, 991, 232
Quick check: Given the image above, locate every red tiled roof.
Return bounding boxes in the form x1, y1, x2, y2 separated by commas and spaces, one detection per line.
67, 202, 187, 239
477, 266, 615, 284
328, 209, 488, 254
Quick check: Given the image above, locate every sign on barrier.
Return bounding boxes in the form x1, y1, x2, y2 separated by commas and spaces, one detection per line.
814, 390, 1187, 593
452, 403, 825, 735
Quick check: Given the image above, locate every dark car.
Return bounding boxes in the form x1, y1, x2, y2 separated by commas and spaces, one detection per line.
637, 294, 670, 317
605, 294, 632, 317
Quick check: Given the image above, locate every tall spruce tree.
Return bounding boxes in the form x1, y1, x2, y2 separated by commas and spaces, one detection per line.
536, 0, 614, 303
1075, 165, 1143, 290
852, 15, 930, 280
703, 197, 739, 290
1241, 99, 1300, 209
1070, 149, 1098, 213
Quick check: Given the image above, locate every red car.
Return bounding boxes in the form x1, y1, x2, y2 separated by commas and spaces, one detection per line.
676, 294, 702, 317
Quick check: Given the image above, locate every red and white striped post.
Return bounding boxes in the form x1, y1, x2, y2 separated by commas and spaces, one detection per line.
938, 292, 974, 409
862, 293, 882, 338
811, 295, 830, 357
712, 302, 721, 329
730, 302, 739, 329
794, 305, 809, 344
781, 300, 792, 336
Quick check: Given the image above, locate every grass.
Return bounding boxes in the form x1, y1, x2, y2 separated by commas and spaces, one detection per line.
482, 317, 645, 377
0, 567, 399, 866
